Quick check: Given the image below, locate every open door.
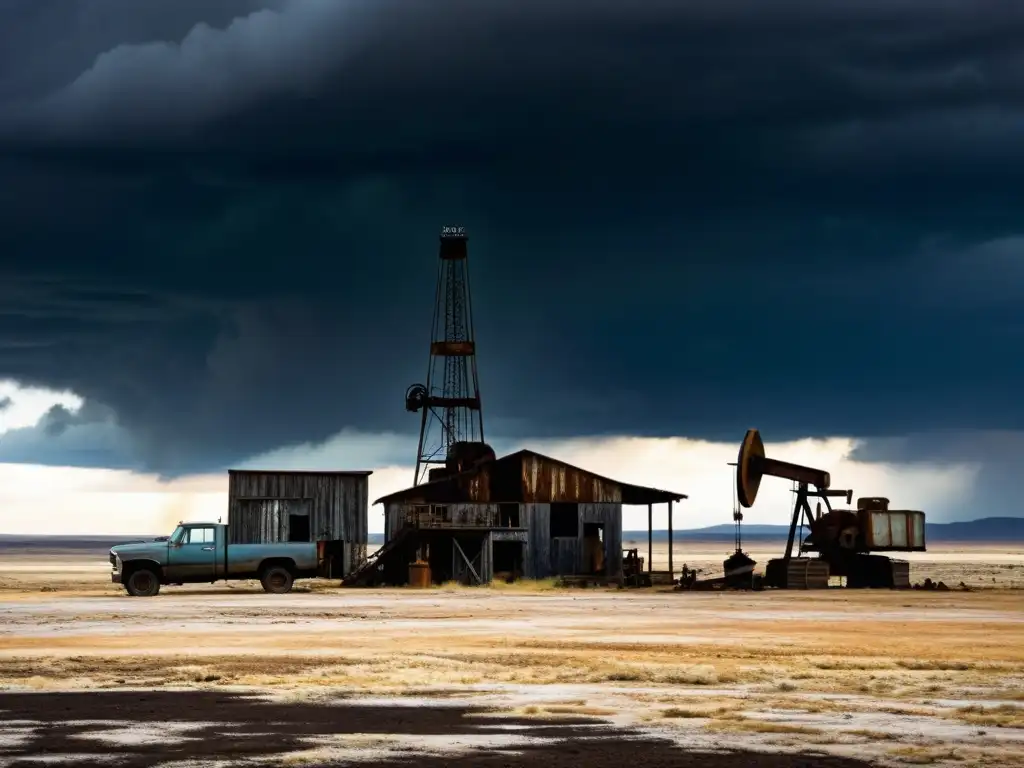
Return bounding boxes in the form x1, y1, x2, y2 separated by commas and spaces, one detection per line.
582, 522, 605, 575
493, 540, 523, 582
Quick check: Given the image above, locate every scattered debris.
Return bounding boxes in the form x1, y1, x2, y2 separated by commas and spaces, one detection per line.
913, 578, 956, 591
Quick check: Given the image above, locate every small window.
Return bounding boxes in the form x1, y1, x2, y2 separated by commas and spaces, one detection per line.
288, 514, 310, 542
550, 503, 578, 538
185, 527, 215, 544
499, 503, 520, 527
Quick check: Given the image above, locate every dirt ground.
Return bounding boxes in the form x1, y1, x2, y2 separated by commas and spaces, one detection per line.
0, 543, 1022, 767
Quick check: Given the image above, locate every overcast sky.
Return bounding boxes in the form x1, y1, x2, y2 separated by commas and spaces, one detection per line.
0, 0, 1021, 533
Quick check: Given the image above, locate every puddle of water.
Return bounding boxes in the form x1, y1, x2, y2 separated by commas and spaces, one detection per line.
0, 726, 35, 750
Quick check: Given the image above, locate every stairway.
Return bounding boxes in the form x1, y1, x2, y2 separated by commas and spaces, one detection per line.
342, 526, 415, 587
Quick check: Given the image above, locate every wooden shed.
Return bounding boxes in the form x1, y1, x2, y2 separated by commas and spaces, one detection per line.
226, 469, 371, 579
349, 450, 685, 587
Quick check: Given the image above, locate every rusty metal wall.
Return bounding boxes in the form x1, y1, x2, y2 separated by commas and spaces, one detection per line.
861, 509, 926, 551
227, 472, 369, 574
462, 465, 492, 502
520, 454, 623, 503
379, 450, 665, 507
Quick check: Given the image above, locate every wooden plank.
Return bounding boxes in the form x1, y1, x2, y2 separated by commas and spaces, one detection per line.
550, 537, 579, 576
522, 503, 550, 579
606, 505, 623, 581
480, 532, 493, 583
453, 539, 482, 584
226, 472, 370, 576
577, 503, 622, 579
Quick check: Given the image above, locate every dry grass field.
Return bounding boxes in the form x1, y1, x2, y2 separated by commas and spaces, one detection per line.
0, 541, 1022, 767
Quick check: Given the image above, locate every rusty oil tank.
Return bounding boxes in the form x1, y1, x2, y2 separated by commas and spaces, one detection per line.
408, 559, 432, 588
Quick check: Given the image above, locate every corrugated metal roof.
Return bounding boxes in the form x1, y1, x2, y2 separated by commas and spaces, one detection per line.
227, 469, 374, 476
373, 449, 686, 506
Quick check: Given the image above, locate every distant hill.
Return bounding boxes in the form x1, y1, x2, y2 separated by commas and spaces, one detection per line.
921, 517, 1024, 542
2, 516, 1021, 552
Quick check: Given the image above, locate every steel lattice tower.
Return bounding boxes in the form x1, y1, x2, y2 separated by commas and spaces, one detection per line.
405, 227, 486, 485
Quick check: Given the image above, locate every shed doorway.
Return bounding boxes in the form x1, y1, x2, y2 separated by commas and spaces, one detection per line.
493, 540, 523, 582
582, 522, 605, 575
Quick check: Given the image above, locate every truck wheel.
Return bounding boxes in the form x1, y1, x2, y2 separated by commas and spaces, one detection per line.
260, 565, 294, 594
125, 568, 161, 597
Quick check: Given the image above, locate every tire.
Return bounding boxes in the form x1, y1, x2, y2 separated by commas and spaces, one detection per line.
260, 565, 294, 594
125, 568, 161, 597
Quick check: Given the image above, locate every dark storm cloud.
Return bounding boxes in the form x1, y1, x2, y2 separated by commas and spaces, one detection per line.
0, 0, 1023, 477
851, 433, 1024, 521
0, 400, 136, 469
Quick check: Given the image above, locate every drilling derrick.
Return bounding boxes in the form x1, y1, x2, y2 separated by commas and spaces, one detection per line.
405, 226, 491, 486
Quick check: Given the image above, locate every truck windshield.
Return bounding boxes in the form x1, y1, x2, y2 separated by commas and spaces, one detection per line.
169, 525, 186, 544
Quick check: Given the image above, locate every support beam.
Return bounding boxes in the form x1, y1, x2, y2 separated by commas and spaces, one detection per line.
453, 538, 482, 585
668, 500, 674, 577
647, 503, 653, 573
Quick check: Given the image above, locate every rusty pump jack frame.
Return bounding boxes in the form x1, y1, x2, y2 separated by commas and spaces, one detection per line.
737, 429, 845, 589
736, 429, 922, 589
736, 426, 848, 558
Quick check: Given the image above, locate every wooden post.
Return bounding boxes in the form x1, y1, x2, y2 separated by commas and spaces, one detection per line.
647, 503, 653, 573
667, 500, 674, 578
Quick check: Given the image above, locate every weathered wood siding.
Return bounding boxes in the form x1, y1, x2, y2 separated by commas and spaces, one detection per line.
490, 529, 528, 583
448, 534, 490, 585
385, 503, 500, 538
521, 503, 551, 579
379, 499, 622, 582
230, 499, 312, 543
519, 502, 623, 579
227, 471, 369, 576
579, 502, 623, 580
550, 538, 579, 575
384, 502, 404, 540
480, 532, 493, 583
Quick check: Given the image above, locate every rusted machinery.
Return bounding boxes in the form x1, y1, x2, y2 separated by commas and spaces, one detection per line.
736, 429, 926, 589
723, 460, 758, 588
622, 548, 652, 587
684, 464, 760, 590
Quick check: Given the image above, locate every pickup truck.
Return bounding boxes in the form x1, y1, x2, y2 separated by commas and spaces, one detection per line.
109, 522, 323, 597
